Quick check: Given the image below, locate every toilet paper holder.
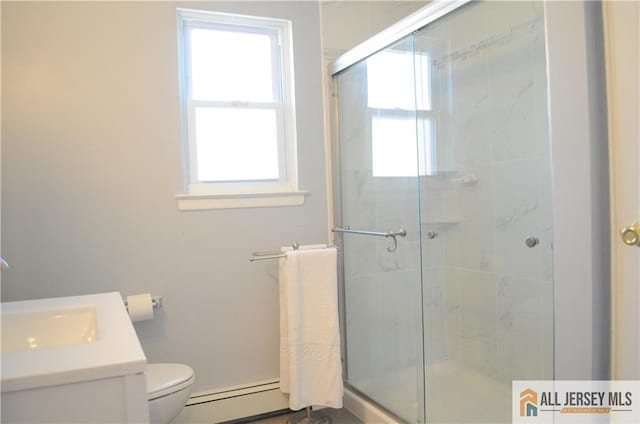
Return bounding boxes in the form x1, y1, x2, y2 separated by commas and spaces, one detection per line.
124, 295, 163, 310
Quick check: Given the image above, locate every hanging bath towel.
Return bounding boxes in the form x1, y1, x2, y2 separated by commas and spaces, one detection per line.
278, 244, 325, 395
278, 247, 343, 410
278, 247, 290, 394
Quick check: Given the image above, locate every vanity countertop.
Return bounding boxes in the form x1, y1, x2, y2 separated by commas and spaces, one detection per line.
1, 292, 147, 392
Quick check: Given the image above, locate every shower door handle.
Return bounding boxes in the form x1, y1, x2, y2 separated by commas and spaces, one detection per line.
525, 236, 539, 248
332, 226, 407, 252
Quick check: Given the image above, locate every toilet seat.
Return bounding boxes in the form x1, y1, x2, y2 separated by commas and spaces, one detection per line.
146, 363, 194, 401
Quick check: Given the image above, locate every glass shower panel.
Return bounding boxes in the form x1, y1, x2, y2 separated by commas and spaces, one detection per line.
415, 2, 554, 423
335, 36, 425, 424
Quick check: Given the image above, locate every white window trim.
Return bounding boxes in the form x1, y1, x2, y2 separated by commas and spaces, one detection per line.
176, 9, 303, 210
176, 190, 309, 211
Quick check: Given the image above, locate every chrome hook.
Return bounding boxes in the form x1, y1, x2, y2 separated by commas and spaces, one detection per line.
384, 229, 407, 252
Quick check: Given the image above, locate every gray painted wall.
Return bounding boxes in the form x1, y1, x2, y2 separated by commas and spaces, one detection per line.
320, 1, 428, 58
1, 1, 326, 392
1, 0, 612, 402
545, 1, 610, 380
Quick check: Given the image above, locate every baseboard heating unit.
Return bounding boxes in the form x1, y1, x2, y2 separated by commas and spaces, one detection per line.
173, 379, 289, 423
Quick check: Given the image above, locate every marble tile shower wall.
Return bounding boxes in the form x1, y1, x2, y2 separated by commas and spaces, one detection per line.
420, 1, 554, 387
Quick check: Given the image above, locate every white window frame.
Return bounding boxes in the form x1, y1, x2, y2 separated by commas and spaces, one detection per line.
176, 9, 306, 210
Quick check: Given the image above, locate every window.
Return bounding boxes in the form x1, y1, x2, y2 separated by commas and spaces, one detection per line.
176, 9, 305, 210
367, 50, 435, 177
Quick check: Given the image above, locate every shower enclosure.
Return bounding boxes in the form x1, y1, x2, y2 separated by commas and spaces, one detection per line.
331, 1, 558, 422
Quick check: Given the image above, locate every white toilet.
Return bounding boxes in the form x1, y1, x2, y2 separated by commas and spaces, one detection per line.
146, 363, 195, 424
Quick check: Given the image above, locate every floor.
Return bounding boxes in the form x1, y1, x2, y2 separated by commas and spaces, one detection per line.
245, 408, 362, 424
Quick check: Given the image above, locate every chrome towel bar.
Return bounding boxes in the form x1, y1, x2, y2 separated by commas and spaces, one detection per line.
250, 242, 299, 262
249, 243, 340, 262
332, 226, 407, 252
249, 252, 287, 262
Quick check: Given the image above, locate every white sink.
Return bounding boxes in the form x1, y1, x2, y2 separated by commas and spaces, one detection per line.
2, 305, 98, 352
1, 292, 149, 423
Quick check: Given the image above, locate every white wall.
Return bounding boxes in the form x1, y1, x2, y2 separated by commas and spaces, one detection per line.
321, 0, 427, 60
1, 1, 326, 393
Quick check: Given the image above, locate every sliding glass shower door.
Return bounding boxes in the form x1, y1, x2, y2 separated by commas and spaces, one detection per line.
417, 2, 553, 422
334, 35, 426, 423
333, 2, 554, 423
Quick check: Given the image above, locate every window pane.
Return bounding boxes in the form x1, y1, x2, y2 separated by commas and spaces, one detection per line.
367, 51, 431, 110
194, 108, 279, 181
190, 28, 274, 102
372, 116, 431, 177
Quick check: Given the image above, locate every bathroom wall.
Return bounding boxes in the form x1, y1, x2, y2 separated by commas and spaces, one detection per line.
321, 1, 428, 61
1, 1, 326, 393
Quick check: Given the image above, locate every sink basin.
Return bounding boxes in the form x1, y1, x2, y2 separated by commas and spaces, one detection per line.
1, 292, 149, 423
2, 305, 97, 352
1, 292, 146, 392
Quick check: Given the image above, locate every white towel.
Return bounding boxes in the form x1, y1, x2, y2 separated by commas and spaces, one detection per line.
278, 246, 343, 410
278, 244, 326, 394
278, 249, 290, 394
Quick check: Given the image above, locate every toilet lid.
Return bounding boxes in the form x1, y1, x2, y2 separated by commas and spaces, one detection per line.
146, 363, 194, 400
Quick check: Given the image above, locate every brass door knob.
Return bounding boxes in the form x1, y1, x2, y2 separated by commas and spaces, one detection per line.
620, 225, 640, 246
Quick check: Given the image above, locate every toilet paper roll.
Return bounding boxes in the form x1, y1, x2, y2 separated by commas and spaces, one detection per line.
126, 293, 154, 322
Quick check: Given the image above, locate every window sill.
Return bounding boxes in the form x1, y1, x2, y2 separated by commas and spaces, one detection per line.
176, 191, 309, 211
